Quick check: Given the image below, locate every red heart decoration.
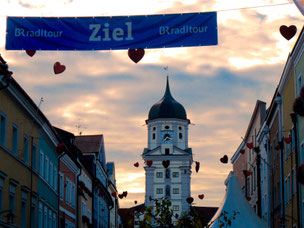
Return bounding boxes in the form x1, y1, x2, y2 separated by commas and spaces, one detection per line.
186, 197, 194, 204
134, 200, 137, 204
280, 25, 297, 41
26, 50, 36, 57
246, 142, 253, 149
240, 149, 245, 155
140, 209, 145, 213
118, 194, 124, 199
220, 155, 228, 164
123, 191, 128, 197
147, 160, 153, 167
198, 194, 204, 200
56, 143, 64, 153
184, 169, 187, 174
275, 145, 280, 150
162, 160, 170, 168
134, 162, 139, 167
111, 192, 117, 197
284, 137, 292, 144
53, 62, 66, 74
195, 161, 200, 173
128, 48, 145, 63
98, 191, 104, 197
245, 171, 252, 176
246, 196, 251, 201
149, 196, 152, 201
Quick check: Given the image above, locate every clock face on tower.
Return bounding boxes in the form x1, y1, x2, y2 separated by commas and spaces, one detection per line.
161, 131, 173, 143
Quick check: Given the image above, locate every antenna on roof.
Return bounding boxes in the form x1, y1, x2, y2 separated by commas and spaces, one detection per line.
75, 119, 87, 135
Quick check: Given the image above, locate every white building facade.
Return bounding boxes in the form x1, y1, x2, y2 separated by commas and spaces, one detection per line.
142, 77, 193, 223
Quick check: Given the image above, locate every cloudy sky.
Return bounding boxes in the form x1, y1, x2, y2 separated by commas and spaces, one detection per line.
1, 0, 303, 208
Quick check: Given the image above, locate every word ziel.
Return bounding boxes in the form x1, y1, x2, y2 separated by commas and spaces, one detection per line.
89, 22, 134, 42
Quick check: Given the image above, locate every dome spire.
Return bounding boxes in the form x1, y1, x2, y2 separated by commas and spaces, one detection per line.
147, 75, 189, 122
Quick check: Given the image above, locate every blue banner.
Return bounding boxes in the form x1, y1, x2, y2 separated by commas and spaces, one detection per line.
6, 12, 217, 51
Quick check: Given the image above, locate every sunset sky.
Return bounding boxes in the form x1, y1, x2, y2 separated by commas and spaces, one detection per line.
1, 0, 303, 208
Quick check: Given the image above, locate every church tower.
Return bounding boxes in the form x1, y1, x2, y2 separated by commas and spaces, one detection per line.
142, 76, 193, 220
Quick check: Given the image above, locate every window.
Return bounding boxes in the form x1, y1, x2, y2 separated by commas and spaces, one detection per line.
32, 144, 37, 170
12, 124, 18, 155
48, 209, 52, 228
39, 151, 44, 177
178, 126, 182, 130
0, 178, 3, 220
59, 173, 64, 199
172, 172, 179, 178
31, 197, 36, 228
288, 175, 291, 201
173, 188, 179, 194
49, 162, 53, 187
166, 169, 170, 179
44, 206, 48, 228
156, 172, 163, 178
45, 156, 49, 182
38, 202, 43, 228
71, 183, 75, 207
54, 168, 58, 191
165, 125, 170, 130
285, 179, 288, 205
173, 205, 179, 211
23, 134, 29, 163
179, 133, 183, 139
156, 188, 163, 194
53, 212, 57, 228
82, 201, 87, 216
152, 133, 155, 140
166, 185, 170, 197
152, 127, 156, 131
165, 148, 170, 155
21, 191, 27, 228
0, 112, 6, 146
9, 184, 16, 213
66, 179, 69, 204
298, 73, 302, 96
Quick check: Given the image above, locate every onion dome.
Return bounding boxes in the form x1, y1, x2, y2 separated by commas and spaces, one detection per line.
148, 76, 188, 121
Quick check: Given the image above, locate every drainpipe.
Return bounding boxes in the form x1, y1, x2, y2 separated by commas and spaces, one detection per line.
291, 113, 301, 228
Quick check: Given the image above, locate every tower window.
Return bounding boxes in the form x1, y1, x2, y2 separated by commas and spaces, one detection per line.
152, 133, 156, 140
165, 148, 170, 155
173, 188, 179, 194
173, 205, 179, 211
165, 125, 170, 130
152, 127, 156, 131
178, 126, 182, 130
172, 172, 179, 178
156, 188, 163, 194
166, 169, 170, 179
156, 172, 163, 178
166, 185, 170, 197
179, 133, 183, 139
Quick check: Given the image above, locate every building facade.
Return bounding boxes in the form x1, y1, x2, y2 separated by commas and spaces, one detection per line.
0, 75, 60, 228
142, 77, 193, 224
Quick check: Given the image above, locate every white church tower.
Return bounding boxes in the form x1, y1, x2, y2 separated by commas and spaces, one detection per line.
142, 76, 193, 221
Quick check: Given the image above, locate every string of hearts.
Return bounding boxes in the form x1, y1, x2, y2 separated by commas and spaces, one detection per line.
25, 25, 297, 72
